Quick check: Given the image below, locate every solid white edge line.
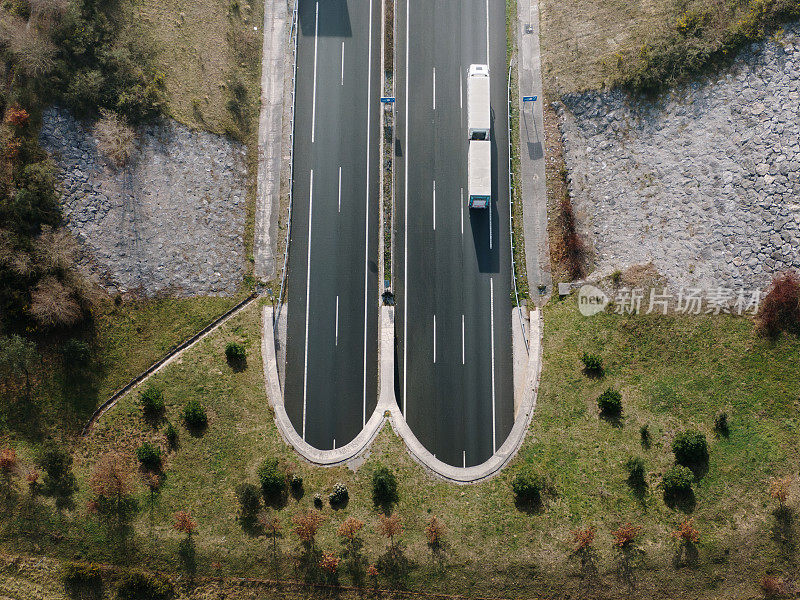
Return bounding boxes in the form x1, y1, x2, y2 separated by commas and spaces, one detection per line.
489, 201, 493, 250
433, 314, 436, 363
460, 187, 464, 235
432, 66, 436, 110
338, 166, 342, 212
302, 170, 314, 441
335, 295, 339, 346
432, 180, 436, 230
485, 0, 490, 65
403, 0, 409, 417
463, 450, 466, 468
462, 314, 465, 365
311, 2, 319, 143
362, 0, 374, 429
341, 41, 344, 85
490, 276, 496, 453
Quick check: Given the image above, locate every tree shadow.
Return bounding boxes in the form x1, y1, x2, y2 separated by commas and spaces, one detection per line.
685, 458, 709, 481
185, 421, 208, 439
572, 547, 599, 580
227, 355, 247, 373
263, 490, 289, 511
65, 575, 104, 600
582, 366, 604, 379
179, 537, 198, 578
664, 489, 696, 514
772, 506, 796, 557
627, 478, 648, 505
514, 495, 543, 514
599, 411, 623, 428
330, 496, 349, 511
673, 540, 699, 569
615, 546, 645, 590
376, 546, 414, 590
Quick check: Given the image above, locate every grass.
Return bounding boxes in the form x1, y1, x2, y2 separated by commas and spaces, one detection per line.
4, 298, 800, 598
539, 0, 800, 96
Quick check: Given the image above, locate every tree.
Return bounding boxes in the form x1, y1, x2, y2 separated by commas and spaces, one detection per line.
258, 458, 286, 501
671, 431, 708, 468
611, 523, 643, 587
425, 516, 446, 564
88, 453, 138, 542
371, 465, 398, 508
292, 510, 325, 581
770, 475, 792, 508
758, 271, 800, 336
0, 334, 40, 400
672, 518, 700, 567
597, 388, 622, 417
92, 110, 136, 167
319, 551, 340, 585
225, 342, 246, 369
512, 467, 546, 508
135, 442, 162, 471
338, 516, 366, 584
0, 446, 18, 495
174, 510, 197, 578
378, 512, 403, 552
60, 338, 91, 375
182, 399, 207, 430
259, 511, 282, 582
571, 526, 598, 577
29, 276, 84, 328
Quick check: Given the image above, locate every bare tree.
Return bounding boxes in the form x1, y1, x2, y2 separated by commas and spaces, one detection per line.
33, 225, 77, 275
93, 110, 136, 168
29, 276, 83, 328
0, 14, 56, 80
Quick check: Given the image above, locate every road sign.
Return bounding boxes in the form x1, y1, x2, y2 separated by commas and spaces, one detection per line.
522, 95, 538, 102
380, 97, 396, 103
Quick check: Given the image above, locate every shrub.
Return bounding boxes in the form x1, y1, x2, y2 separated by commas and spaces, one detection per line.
236, 483, 261, 517
29, 276, 83, 327
597, 388, 622, 417
625, 457, 646, 488
93, 110, 135, 167
164, 422, 178, 449
140, 386, 164, 417
512, 467, 546, 506
329, 482, 348, 506
714, 411, 729, 436
225, 341, 246, 367
758, 271, 800, 336
581, 352, 603, 374
371, 465, 398, 507
662, 464, 694, 497
61, 338, 90, 373
62, 562, 102, 589
115, 571, 174, 600
257, 458, 286, 500
182, 400, 207, 429
136, 442, 162, 470
610, 270, 622, 286
671, 430, 708, 467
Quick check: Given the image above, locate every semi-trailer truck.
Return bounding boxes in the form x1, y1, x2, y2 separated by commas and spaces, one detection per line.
467, 64, 490, 140
468, 140, 491, 209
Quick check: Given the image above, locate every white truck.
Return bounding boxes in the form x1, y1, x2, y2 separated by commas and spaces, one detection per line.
467, 64, 490, 140
468, 140, 491, 209
467, 64, 491, 209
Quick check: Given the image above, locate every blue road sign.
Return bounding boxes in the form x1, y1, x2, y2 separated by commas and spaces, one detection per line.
380, 97, 396, 103
522, 95, 538, 102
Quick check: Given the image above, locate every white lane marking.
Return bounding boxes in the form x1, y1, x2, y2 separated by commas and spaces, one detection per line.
433, 314, 436, 363
341, 41, 345, 85
333, 438, 336, 449
311, 2, 319, 143
432, 67, 436, 110
362, 0, 374, 428
403, 0, 409, 417
461, 314, 465, 364
463, 450, 466, 468
432, 180, 436, 230
485, 0, 490, 65
459, 72, 463, 113
489, 202, 493, 250
460, 188, 464, 235
335, 295, 339, 346
338, 166, 342, 212
302, 170, 314, 441
490, 277, 496, 453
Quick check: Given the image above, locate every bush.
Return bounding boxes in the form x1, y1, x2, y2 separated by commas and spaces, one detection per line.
512, 467, 546, 507
182, 400, 207, 429
662, 464, 694, 496
581, 352, 603, 374
597, 388, 622, 417
329, 482, 348, 506
115, 572, 174, 600
164, 422, 178, 449
61, 338, 91, 373
758, 271, 800, 336
625, 457, 646, 488
136, 442, 162, 470
257, 458, 286, 500
225, 342, 246, 367
139, 386, 164, 417
235, 483, 261, 517
63, 562, 102, 589
371, 465, 398, 507
672, 430, 708, 467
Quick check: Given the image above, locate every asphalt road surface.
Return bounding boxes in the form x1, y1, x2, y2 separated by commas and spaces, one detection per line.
394, 0, 515, 468
284, 0, 381, 451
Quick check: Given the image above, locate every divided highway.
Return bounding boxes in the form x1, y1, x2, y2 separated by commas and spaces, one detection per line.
284, 0, 381, 451
394, 0, 515, 467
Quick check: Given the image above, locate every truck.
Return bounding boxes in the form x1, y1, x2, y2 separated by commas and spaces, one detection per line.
468, 140, 491, 209
467, 64, 490, 140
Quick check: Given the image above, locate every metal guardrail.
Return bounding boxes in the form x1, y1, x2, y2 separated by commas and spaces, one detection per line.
274, 0, 300, 332
507, 59, 529, 354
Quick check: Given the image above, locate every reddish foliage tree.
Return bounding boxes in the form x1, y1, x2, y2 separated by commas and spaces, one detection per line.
770, 475, 792, 507
89, 454, 131, 499
0, 447, 18, 479
319, 551, 340, 574
672, 519, 700, 544
337, 516, 364, 541
761, 576, 784, 598
611, 523, 641, 548
378, 512, 403, 550
572, 526, 596, 552
425, 516, 445, 548
26, 467, 40, 495
173, 510, 197, 536
758, 271, 800, 336
292, 510, 324, 544
5, 105, 29, 127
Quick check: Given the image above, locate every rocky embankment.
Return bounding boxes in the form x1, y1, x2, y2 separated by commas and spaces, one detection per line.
559, 24, 800, 292
40, 108, 247, 297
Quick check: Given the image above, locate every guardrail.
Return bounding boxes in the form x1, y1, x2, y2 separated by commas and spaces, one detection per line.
274, 0, 300, 335
507, 60, 529, 354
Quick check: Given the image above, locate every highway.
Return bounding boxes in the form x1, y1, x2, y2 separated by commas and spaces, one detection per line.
394, 0, 515, 468
284, 0, 381, 451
